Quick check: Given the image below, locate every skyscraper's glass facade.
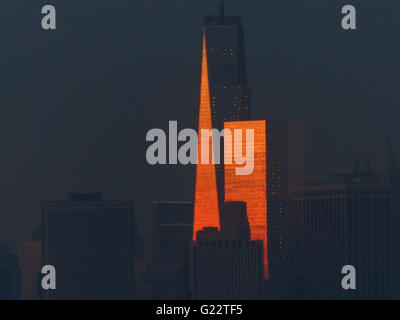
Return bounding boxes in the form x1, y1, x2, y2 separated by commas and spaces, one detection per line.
225, 120, 268, 278
193, 34, 220, 240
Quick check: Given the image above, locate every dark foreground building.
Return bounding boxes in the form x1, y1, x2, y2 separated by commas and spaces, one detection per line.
139, 202, 193, 299
290, 164, 392, 299
191, 202, 264, 299
42, 193, 136, 299
266, 120, 306, 295
0, 242, 20, 300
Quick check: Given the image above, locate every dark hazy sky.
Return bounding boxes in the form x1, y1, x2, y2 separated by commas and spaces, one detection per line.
1, 0, 399, 248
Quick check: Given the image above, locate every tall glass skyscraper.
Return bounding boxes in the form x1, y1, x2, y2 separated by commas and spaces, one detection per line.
193, 4, 250, 239
194, 4, 251, 241
203, 3, 251, 129
204, 4, 252, 210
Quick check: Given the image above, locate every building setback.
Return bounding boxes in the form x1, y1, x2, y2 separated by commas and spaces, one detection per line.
42, 192, 136, 299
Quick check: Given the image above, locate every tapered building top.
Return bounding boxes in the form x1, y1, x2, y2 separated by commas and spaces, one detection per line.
201, 4, 251, 208
193, 34, 220, 240
194, 3, 252, 233
203, 4, 250, 128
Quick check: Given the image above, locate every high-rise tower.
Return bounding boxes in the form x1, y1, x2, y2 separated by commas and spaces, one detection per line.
193, 35, 221, 240
42, 193, 136, 299
204, 5, 251, 207
224, 120, 268, 278
203, 3, 250, 128
194, 5, 251, 240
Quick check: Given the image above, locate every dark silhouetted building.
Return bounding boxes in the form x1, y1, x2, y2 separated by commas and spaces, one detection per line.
386, 137, 400, 298
191, 201, 264, 299
266, 120, 306, 295
0, 242, 20, 300
146, 251, 189, 300
153, 201, 194, 252
194, 4, 251, 238
142, 202, 194, 299
204, 3, 250, 128
290, 163, 392, 299
42, 192, 136, 299
220, 202, 250, 240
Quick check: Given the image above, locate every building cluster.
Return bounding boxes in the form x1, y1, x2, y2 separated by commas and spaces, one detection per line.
1, 5, 399, 300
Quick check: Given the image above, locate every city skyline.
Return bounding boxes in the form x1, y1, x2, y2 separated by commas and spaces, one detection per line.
1, 1, 399, 250
0, 0, 399, 301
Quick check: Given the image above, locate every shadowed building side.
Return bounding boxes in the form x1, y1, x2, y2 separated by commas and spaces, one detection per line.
191, 200, 263, 299
290, 166, 392, 299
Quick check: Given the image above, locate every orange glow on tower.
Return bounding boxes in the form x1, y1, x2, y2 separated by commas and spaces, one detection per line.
224, 120, 268, 278
193, 33, 220, 240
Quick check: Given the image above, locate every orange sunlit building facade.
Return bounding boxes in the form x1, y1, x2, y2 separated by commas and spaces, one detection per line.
193, 7, 269, 278
193, 34, 220, 239
224, 121, 268, 278
194, 11, 269, 279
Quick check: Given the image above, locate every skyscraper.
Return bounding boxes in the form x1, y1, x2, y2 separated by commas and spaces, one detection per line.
191, 239, 264, 300
193, 5, 305, 283
143, 202, 194, 299
266, 121, 306, 289
224, 120, 306, 281
193, 34, 221, 239
42, 192, 136, 299
193, 3, 251, 238
224, 120, 268, 278
386, 137, 400, 298
0, 242, 20, 300
203, 2, 250, 128
191, 201, 263, 299
290, 165, 392, 299
204, 4, 251, 209
153, 201, 194, 251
